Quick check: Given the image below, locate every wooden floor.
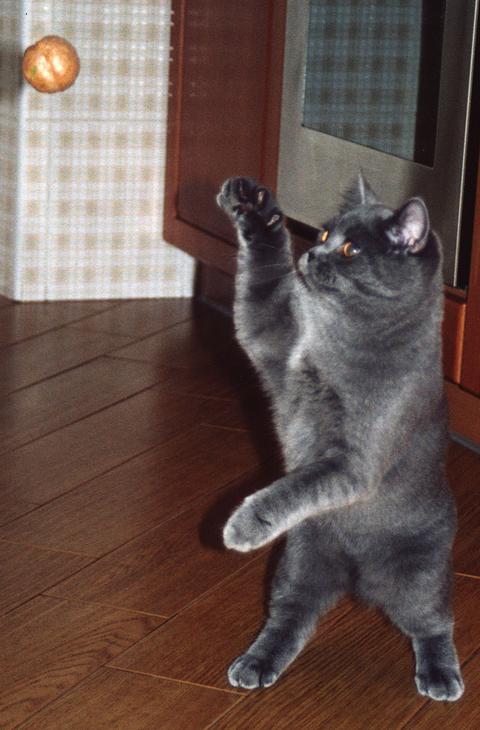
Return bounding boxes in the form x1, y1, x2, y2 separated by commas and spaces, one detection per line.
0, 296, 479, 729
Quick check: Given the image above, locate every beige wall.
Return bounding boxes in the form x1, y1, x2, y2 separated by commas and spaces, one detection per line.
0, 0, 194, 301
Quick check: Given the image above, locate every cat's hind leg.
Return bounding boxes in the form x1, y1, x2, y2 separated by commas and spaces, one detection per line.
412, 631, 463, 702
396, 578, 463, 701
361, 546, 464, 702
228, 524, 348, 689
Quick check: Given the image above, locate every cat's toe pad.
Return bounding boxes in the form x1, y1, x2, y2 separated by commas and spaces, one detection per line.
217, 177, 283, 234
228, 654, 279, 689
415, 668, 464, 702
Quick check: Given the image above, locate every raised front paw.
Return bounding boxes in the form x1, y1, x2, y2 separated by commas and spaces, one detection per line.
216, 177, 283, 236
223, 494, 278, 552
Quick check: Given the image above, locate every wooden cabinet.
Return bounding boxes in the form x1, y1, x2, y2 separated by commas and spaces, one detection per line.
164, 0, 286, 275
165, 0, 480, 443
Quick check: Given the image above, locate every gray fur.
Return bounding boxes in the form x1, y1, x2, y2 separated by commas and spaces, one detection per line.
216, 176, 464, 701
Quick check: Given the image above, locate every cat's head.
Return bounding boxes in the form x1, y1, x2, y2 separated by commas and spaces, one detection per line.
298, 174, 442, 312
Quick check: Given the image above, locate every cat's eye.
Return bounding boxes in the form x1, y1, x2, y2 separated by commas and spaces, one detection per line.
320, 229, 329, 243
339, 241, 360, 258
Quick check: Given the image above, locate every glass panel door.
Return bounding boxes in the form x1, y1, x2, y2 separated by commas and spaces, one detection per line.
303, 0, 445, 165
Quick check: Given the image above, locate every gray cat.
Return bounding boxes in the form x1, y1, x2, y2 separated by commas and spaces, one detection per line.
216, 174, 464, 701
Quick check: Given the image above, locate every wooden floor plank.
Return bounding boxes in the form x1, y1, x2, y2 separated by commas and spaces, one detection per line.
110, 310, 236, 367
402, 646, 480, 728
0, 596, 163, 729
0, 356, 171, 457
0, 495, 37, 526
0, 425, 262, 557
110, 555, 354, 692
0, 540, 91, 615
0, 298, 478, 728
107, 357, 257, 400
0, 325, 132, 395
45, 473, 273, 616
0, 300, 120, 348
199, 388, 284, 469
1, 595, 58, 631
70, 297, 192, 337
449, 448, 480, 576
0, 389, 233, 506
112, 311, 251, 363
100, 301, 267, 402
19, 667, 241, 730
107, 319, 259, 401
207, 576, 480, 730
109, 555, 276, 689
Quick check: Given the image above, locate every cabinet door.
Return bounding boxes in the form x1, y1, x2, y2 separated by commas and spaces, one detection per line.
164, 0, 287, 273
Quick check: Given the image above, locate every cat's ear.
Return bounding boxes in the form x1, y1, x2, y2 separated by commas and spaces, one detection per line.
385, 198, 430, 254
341, 172, 379, 212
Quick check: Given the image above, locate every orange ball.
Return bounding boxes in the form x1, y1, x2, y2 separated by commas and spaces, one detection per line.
22, 35, 80, 93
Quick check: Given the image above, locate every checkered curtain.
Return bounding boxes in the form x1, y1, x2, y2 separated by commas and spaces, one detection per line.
0, 0, 194, 301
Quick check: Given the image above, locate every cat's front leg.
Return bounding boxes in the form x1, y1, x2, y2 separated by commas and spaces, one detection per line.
224, 462, 369, 553
217, 177, 298, 384
224, 471, 319, 553
223, 490, 284, 552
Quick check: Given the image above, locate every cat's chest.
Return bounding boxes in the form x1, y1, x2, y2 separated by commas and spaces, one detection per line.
287, 319, 331, 374
279, 332, 393, 463
274, 351, 343, 468
287, 334, 310, 372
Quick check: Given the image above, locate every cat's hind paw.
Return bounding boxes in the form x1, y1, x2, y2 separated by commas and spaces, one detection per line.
228, 654, 279, 689
216, 177, 283, 236
415, 667, 464, 702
